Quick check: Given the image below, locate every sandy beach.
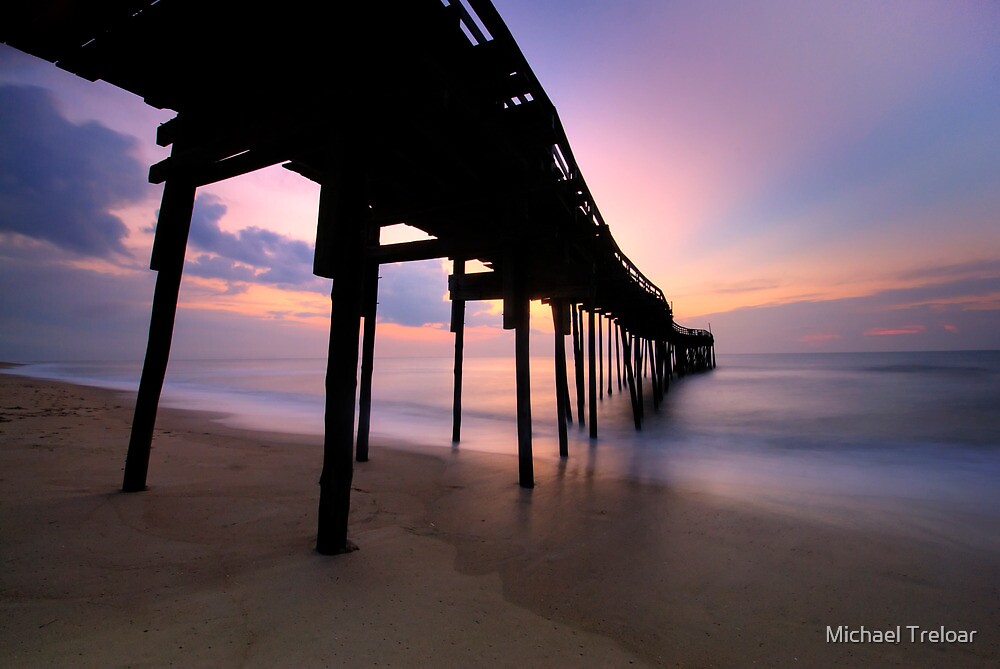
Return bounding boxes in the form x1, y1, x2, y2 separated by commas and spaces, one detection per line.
1, 370, 997, 668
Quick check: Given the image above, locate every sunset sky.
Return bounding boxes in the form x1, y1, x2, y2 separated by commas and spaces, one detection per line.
2, 0, 999, 360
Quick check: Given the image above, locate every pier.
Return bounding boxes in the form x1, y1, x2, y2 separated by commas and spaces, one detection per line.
4, 0, 715, 553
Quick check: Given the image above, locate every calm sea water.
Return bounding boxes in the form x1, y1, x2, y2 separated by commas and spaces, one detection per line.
6, 351, 1000, 546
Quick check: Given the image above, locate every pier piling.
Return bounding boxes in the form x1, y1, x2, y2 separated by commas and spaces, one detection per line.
355, 227, 380, 463
588, 309, 598, 439
551, 300, 570, 457
316, 163, 368, 555
451, 259, 466, 443
123, 177, 196, 493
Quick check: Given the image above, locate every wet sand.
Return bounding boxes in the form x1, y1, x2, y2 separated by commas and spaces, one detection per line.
1, 371, 997, 667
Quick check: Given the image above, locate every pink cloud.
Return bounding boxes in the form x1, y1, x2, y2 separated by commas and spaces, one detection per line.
943, 324, 960, 333
864, 325, 926, 336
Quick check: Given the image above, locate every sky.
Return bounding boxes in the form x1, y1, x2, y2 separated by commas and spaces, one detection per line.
1, 0, 999, 360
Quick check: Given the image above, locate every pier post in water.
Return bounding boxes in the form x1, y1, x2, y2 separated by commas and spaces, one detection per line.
644, 339, 651, 378
551, 300, 570, 457
515, 298, 533, 486
451, 258, 466, 443
635, 336, 645, 421
615, 321, 623, 392
598, 311, 604, 400
650, 340, 661, 411
659, 341, 670, 395
561, 313, 573, 425
355, 226, 380, 463
620, 328, 641, 430
667, 344, 673, 384
588, 308, 598, 439
504, 253, 533, 488
572, 303, 586, 426
606, 316, 613, 396
123, 177, 197, 493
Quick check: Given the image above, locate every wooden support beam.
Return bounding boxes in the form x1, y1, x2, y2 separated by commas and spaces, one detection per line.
652, 341, 660, 399
606, 316, 613, 396
638, 338, 644, 379
653, 342, 659, 380
513, 279, 534, 488
650, 340, 663, 404
449, 270, 501, 302
149, 143, 292, 187
355, 225, 380, 463
588, 309, 598, 439
356, 305, 377, 462
649, 340, 656, 390
658, 341, 669, 396
664, 342, 672, 392
371, 238, 491, 264
503, 250, 517, 331
450, 269, 593, 303
650, 340, 661, 412
572, 303, 585, 426
315, 161, 368, 556
558, 302, 573, 425
123, 178, 197, 492
615, 321, 623, 392
635, 336, 645, 422
662, 342, 669, 392
598, 311, 604, 400
155, 116, 181, 147
551, 300, 569, 458
620, 328, 641, 430
451, 259, 466, 443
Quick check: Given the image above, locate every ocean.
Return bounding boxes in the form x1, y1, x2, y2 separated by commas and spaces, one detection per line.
6, 351, 1000, 548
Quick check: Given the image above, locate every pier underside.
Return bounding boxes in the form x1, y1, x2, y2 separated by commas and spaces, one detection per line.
4, 0, 715, 553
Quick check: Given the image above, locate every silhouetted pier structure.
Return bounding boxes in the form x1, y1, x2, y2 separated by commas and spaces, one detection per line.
4, 0, 715, 553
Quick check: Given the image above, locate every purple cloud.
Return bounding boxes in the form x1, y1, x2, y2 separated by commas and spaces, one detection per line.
182, 194, 325, 292
0, 85, 148, 257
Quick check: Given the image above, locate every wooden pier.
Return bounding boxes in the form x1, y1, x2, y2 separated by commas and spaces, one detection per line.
4, 0, 716, 554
